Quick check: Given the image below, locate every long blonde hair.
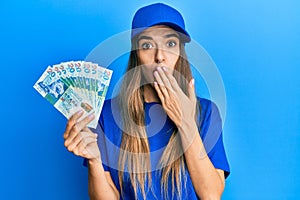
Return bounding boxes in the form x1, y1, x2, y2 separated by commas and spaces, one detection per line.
118, 38, 198, 199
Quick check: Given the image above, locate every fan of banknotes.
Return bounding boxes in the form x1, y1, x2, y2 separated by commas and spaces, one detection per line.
33, 61, 113, 128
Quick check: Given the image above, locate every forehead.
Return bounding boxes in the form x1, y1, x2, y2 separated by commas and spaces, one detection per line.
139, 25, 179, 38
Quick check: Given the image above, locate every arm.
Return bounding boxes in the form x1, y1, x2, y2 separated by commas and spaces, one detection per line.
88, 159, 120, 200
178, 121, 225, 199
153, 67, 225, 199
63, 111, 120, 200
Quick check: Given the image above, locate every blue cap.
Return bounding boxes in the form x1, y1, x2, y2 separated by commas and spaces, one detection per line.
131, 3, 191, 43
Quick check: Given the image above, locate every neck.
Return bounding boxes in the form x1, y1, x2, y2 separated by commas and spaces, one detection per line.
143, 84, 160, 103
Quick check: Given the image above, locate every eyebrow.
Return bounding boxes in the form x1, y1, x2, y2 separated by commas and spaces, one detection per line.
164, 33, 180, 39
138, 33, 180, 42
138, 35, 153, 41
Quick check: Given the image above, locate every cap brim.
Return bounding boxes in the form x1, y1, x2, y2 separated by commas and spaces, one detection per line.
154, 22, 191, 43
131, 23, 191, 43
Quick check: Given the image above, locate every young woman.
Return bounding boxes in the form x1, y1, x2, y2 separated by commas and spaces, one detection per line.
63, 3, 230, 200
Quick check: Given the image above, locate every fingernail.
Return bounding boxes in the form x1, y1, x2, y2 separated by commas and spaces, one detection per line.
163, 67, 167, 71
88, 114, 94, 119
82, 150, 87, 154
190, 79, 195, 87
78, 110, 83, 115
153, 71, 158, 76
153, 81, 158, 86
157, 67, 162, 71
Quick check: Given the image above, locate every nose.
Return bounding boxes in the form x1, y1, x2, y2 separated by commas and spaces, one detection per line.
155, 48, 165, 64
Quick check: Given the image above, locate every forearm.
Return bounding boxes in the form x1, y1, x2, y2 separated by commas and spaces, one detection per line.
88, 159, 119, 200
179, 122, 224, 199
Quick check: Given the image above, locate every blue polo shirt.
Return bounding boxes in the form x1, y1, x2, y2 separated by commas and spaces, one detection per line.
86, 97, 230, 200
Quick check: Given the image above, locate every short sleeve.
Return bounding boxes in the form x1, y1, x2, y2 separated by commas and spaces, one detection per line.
199, 99, 230, 178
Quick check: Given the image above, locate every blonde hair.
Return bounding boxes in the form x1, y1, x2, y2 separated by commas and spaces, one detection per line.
118, 39, 198, 199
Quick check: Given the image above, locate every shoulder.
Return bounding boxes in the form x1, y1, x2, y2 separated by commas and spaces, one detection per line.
196, 97, 223, 137
197, 97, 219, 110
197, 97, 221, 121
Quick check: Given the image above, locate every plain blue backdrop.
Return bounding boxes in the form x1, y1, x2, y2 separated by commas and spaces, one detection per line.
1, 0, 299, 199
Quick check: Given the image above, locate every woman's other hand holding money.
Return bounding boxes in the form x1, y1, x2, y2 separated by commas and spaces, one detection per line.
63, 111, 100, 162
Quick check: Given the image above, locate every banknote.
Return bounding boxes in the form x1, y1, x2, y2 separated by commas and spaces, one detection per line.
33, 61, 113, 128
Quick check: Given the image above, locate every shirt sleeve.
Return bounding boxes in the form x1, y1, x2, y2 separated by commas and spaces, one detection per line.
199, 99, 230, 178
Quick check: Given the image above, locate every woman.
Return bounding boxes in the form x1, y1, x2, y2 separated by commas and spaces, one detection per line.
63, 3, 230, 200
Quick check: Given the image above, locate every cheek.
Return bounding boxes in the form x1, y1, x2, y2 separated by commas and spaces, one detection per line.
138, 50, 154, 65
167, 52, 180, 69
141, 64, 156, 84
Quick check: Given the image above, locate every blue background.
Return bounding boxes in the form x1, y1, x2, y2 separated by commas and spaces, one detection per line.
1, 0, 299, 199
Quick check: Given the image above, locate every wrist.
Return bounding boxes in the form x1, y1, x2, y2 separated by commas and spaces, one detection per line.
88, 157, 102, 166
178, 118, 198, 134
177, 119, 198, 149
87, 158, 106, 178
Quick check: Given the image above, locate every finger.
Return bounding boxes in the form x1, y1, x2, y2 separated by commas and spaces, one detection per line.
65, 114, 95, 146
78, 113, 95, 129
78, 136, 98, 155
66, 131, 83, 152
83, 127, 95, 134
153, 81, 165, 103
66, 132, 97, 152
154, 70, 170, 99
83, 127, 98, 140
74, 136, 98, 156
64, 110, 84, 139
156, 67, 174, 92
163, 67, 181, 92
66, 131, 96, 151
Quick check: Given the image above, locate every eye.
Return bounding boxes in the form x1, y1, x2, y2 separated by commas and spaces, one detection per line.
167, 40, 177, 47
141, 42, 153, 50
